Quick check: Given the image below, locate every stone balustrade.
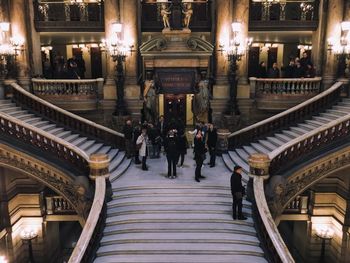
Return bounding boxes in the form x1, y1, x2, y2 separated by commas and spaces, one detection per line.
284, 195, 309, 214
249, 77, 322, 110
9, 82, 125, 149
229, 81, 343, 148
45, 196, 76, 215
31, 78, 104, 111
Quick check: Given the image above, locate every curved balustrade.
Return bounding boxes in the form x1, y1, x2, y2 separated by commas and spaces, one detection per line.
268, 113, 350, 175
253, 177, 295, 263
250, 77, 322, 110
32, 78, 104, 111
69, 173, 107, 263
9, 82, 125, 149
252, 77, 322, 96
0, 111, 89, 174
229, 81, 343, 148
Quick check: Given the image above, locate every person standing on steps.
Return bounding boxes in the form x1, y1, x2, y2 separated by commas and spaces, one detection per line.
206, 123, 218, 168
136, 127, 149, 171
177, 131, 188, 167
164, 129, 179, 179
133, 122, 141, 164
194, 130, 206, 182
122, 119, 134, 159
231, 166, 247, 220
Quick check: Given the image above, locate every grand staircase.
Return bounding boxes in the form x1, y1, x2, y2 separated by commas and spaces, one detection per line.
1, 81, 349, 262
0, 99, 131, 182
222, 97, 350, 180
94, 155, 268, 263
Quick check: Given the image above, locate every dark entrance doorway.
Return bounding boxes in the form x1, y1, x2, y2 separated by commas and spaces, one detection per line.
164, 94, 186, 126
90, 47, 103, 78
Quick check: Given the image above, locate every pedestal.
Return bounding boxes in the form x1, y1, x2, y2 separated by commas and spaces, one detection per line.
223, 114, 241, 132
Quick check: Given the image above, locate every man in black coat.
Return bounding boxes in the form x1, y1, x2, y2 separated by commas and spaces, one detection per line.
230, 166, 247, 220
194, 130, 206, 182
164, 129, 179, 179
206, 123, 218, 167
122, 119, 133, 159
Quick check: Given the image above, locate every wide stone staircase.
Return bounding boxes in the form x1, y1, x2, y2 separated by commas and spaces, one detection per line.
94, 155, 268, 263
222, 97, 350, 180
0, 99, 131, 182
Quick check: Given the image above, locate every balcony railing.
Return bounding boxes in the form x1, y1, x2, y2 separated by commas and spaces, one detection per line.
250, 77, 322, 110
45, 196, 76, 215
32, 78, 104, 111
249, 0, 319, 31
284, 195, 309, 214
34, 0, 104, 32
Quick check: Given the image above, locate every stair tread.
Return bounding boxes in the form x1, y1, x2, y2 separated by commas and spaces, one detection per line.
235, 148, 250, 160
274, 133, 292, 142
109, 152, 125, 172
110, 158, 131, 182
228, 151, 249, 172
86, 143, 104, 156
71, 136, 88, 146
266, 137, 285, 147
305, 120, 324, 127
96, 242, 263, 254
100, 232, 259, 244
79, 140, 96, 151
289, 126, 309, 134
93, 254, 268, 263
258, 140, 277, 151
250, 143, 270, 154
297, 123, 316, 131
282, 130, 299, 138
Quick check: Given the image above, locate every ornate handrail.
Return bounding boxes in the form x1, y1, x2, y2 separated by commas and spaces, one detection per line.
253, 177, 295, 263
228, 81, 344, 148
69, 177, 106, 263
251, 77, 322, 96
0, 111, 89, 174
268, 111, 350, 175
9, 82, 124, 149
32, 78, 104, 100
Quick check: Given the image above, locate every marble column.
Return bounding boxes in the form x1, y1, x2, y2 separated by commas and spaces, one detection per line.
27, 0, 42, 77
322, 0, 344, 88
213, 0, 232, 99
103, 0, 120, 100
9, 0, 31, 90
122, 0, 139, 99
311, 0, 327, 76
232, 0, 249, 85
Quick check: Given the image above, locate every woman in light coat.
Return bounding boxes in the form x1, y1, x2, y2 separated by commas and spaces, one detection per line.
136, 127, 148, 171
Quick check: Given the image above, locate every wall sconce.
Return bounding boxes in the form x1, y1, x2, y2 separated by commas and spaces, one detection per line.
328, 21, 350, 59
298, 44, 312, 51
0, 256, 8, 263
315, 225, 334, 263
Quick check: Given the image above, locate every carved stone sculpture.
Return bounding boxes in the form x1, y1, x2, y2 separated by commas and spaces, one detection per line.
182, 3, 193, 28
143, 73, 157, 123
160, 3, 171, 29
194, 72, 210, 122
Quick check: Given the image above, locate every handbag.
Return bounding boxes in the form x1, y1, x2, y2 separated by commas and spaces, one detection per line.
235, 192, 243, 199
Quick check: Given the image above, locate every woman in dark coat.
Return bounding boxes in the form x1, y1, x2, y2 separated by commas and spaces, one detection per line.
177, 132, 188, 167
257, 61, 267, 78
194, 130, 206, 182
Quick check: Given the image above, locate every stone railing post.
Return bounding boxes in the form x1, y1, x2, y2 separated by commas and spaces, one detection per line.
89, 153, 112, 201
247, 153, 271, 201
96, 78, 104, 101
249, 77, 257, 99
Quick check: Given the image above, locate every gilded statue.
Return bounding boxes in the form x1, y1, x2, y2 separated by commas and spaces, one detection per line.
160, 3, 171, 29
143, 73, 157, 123
182, 3, 193, 28
194, 72, 210, 122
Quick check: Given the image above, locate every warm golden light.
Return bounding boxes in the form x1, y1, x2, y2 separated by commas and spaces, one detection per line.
111, 22, 123, 33
0, 22, 9, 32
20, 228, 38, 241
231, 22, 241, 33
0, 256, 7, 263
315, 225, 334, 239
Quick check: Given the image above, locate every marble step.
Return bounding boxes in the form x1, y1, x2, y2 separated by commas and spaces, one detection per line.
297, 123, 316, 131
79, 139, 96, 151
96, 242, 264, 257
258, 140, 277, 151
228, 151, 250, 172
250, 143, 270, 155
274, 133, 293, 142
312, 116, 332, 124
320, 112, 342, 119
289, 126, 309, 135
109, 152, 125, 172
266, 136, 285, 147
110, 158, 132, 182
86, 143, 104, 156
305, 120, 324, 127
103, 222, 257, 237
94, 254, 268, 263
282, 130, 300, 139
333, 105, 350, 112
326, 109, 348, 116
100, 232, 260, 246
235, 148, 250, 161
71, 136, 88, 147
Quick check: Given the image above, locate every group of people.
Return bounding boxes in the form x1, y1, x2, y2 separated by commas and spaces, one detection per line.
42, 53, 86, 79
122, 118, 218, 182
257, 51, 316, 79
123, 117, 246, 221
